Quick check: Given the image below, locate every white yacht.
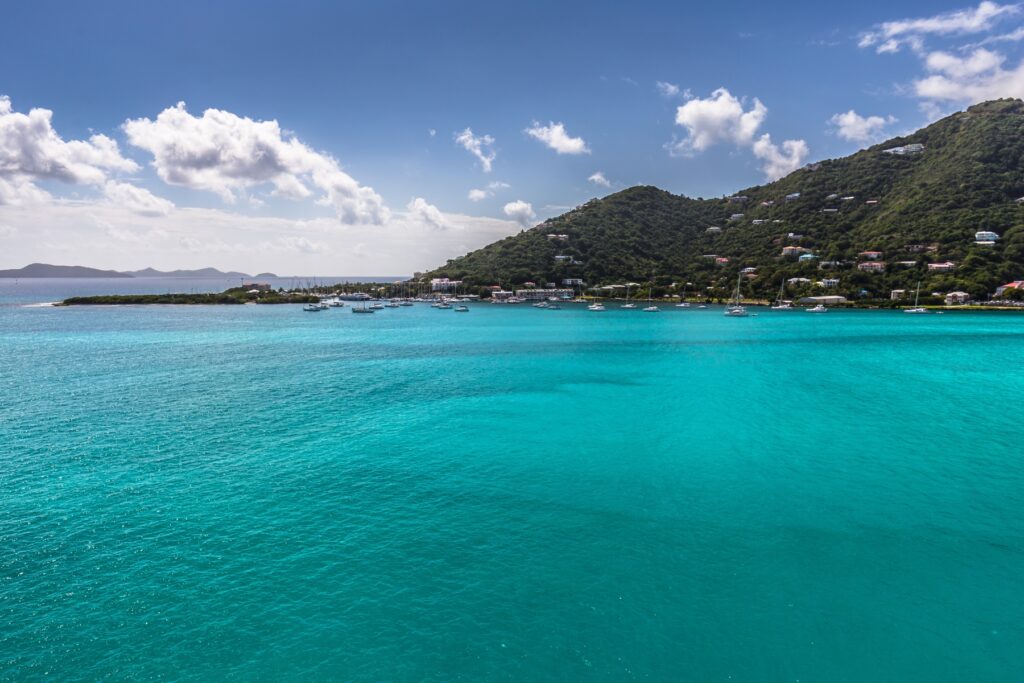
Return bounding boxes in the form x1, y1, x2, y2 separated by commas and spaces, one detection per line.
587, 302, 606, 311
905, 281, 928, 314
724, 272, 748, 317
454, 304, 469, 312
807, 304, 828, 313
771, 280, 791, 309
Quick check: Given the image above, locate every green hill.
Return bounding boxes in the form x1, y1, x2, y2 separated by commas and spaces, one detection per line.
425, 99, 1024, 302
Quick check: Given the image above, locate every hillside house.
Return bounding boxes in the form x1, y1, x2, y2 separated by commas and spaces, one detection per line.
820, 278, 840, 288
858, 262, 886, 272
927, 261, 956, 272
891, 289, 906, 300
859, 250, 883, 260
975, 230, 1000, 243
781, 246, 810, 256
799, 253, 818, 262
995, 281, 1023, 296
705, 226, 722, 234
882, 143, 924, 155
945, 291, 970, 305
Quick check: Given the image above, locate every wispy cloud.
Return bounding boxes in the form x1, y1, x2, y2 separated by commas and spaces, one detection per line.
859, 1, 1020, 53
454, 127, 496, 172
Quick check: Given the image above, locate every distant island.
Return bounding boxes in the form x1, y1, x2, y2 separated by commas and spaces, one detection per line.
0, 263, 276, 279
60, 286, 317, 306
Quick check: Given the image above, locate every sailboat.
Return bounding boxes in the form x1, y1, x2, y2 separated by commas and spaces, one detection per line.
905, 281, 928, 314
621, 282, 638, 308
351, 300, 375, 314
724, 272, 748, 317
643, 282, 659, 312
676, 283, 691, 307
771, 280, 791, 309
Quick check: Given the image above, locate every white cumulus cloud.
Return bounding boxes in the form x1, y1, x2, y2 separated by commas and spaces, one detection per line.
752, 135, 809, 181
0, 95, 143, 205
830, 110, 898, 144
524, 121, 591, 154
859, 1, 1019, 53
407, 197, 448, 229
103, 180, 175, 216
123, 102, 388, 224
914, 47, 1024, 102
503, 200, 536, 227
668, 88, 808, 181
467, 181, 509, 201
588, 171, 611, 187
671, 88, 767, 153
454, 127, 496, 172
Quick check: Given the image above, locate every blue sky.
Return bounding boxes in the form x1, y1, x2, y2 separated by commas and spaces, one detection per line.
3, 0, 1024, 274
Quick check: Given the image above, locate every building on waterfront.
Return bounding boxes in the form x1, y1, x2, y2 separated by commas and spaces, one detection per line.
945, 291, 970, 305
515, 288, 574, 301
798, 295, 847, 305
431, 277, 463, 292
995, 281, 1024, 296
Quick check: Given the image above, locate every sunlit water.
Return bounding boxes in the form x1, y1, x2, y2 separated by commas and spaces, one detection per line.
2, 286, 1022, 680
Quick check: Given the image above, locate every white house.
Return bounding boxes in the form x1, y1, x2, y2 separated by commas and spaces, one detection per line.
945, 291, 970, 305
927, 261, 956, 272
891, 289, 906, 300
975, 230, 1000, 243
820, 278, 840, 288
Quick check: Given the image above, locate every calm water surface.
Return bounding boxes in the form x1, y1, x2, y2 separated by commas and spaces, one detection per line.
2, 287, 1022, 680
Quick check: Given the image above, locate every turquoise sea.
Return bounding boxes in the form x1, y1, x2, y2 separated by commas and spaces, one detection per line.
2, 282, 1023, 681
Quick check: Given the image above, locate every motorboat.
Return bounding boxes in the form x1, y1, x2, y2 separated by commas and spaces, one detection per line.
807, 304, 828, 313
454, 304, 469, 312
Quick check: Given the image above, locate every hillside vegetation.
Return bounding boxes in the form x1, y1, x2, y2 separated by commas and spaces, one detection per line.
426, 99, 1024, 301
